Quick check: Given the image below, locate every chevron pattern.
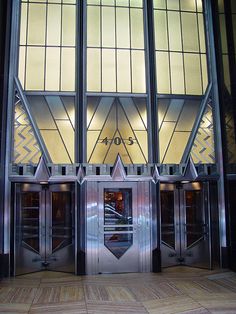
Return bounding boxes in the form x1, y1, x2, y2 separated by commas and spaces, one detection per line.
225, 110, 236, 163
13, 94, 42, 164
191, 103, 215, 164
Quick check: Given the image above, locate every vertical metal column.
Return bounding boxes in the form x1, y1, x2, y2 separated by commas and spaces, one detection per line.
145, 1, 161, 271
205, 0, 228, 267
145, 1, 159, 163
76, 0, 85, 163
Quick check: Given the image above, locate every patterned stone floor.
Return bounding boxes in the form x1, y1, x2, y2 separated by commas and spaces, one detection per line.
0, 267, 236, 313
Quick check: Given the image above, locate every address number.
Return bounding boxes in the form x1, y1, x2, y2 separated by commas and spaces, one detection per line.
100, 137, 135, 146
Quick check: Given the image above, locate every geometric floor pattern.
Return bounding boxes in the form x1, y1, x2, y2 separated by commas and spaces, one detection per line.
0, 267, 236, 313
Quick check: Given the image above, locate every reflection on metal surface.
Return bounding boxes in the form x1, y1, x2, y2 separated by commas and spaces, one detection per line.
21, 192, 40, 253
15, 183, 75, 275
104, 189, 132, 258
52, 192, 72, 253
86, 181, 151, 274
160, 191, 175, 250
104, 233, 133, 259
160, 182, 211, 269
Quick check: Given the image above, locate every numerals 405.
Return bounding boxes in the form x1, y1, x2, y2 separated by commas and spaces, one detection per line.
100, 137, 135, 146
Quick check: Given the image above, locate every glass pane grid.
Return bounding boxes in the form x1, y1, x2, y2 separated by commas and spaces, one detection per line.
86, 1, 146, 93
19, 0, 76, 92
153, 0, 208, 95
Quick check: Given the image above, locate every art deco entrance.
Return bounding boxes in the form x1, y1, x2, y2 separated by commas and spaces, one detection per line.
160, 182, 211, 268
14, 183, 75, 275
86, 181, 151, 274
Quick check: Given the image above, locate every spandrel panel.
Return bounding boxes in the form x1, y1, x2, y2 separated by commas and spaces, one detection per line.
154, 10, 168, 50
87, 48, 101, 92
45, 47, 60, 91
156, 52, 170, 94
62, 5, 76, 46
41, 130, 71, 163
170, 52, 184, 94
87, 6, 100, 47
184, 53, 202, 95
102, 7, 115, 47
87, 97, 148, 164
63, 0, 76, 3
19, 47, 26, 88
27, 96, 57, 129
47, 4, 61, 46
159, 122, 175, 162
46, 96, 68, 120
20, 3, 27, 45
119, 98, 146, 130
158, 99, 169, 127
180, 0, 196, 11
176, 100, 200, 131
116, 8, 130, 48
56, 120, 74, 162
164, 132, 190, 163
28, 4, 46, 45
168, 11, 182, 51
130, 9, 144, 49
89, 97, 114, 130
182, 13, 199, 52
117, 50, 131, 92
26, 47, 45, 90
61, 97, 75, 127
231, 0, 236, 13
131, 50, 146, 93
102, 49, 116, 92
165, 99, 184, 122
61, 48, 75, 91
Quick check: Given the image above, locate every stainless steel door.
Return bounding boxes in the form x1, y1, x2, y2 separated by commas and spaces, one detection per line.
98, 182, 139, 273
160, 182, 211, 268
15, 183, 75, 275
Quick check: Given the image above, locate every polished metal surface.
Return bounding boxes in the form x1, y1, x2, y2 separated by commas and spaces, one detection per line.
160, 182, 211, 269
14, 183, 75, 275
86, 181, 151, 274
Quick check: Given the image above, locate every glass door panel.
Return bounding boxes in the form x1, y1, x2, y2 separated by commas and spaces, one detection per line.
15, 183, 75, 275
99, 183, 139, 273
160, 182, 210, 269
104, 189, 133, 259
21, 192, 40, 253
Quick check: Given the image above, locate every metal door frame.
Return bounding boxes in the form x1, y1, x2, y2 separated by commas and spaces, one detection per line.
14, 182, 76, 275
160, 182, 211, 269
86, 180, 151, 274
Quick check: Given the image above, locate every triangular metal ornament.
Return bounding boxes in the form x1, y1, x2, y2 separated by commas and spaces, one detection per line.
182, 156, 198, 181
34, 156, 50, 183
111, 154, 126, 181
152, 165, 160, 184
77, 165, 85, 185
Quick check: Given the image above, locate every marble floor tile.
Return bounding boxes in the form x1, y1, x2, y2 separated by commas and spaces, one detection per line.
33, 286, 84, 304
29, 301, 87, 314
143, 295, 205, 314
0, 287, 37, 304
0, 303, 31, 313
86, 300, 148, 314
